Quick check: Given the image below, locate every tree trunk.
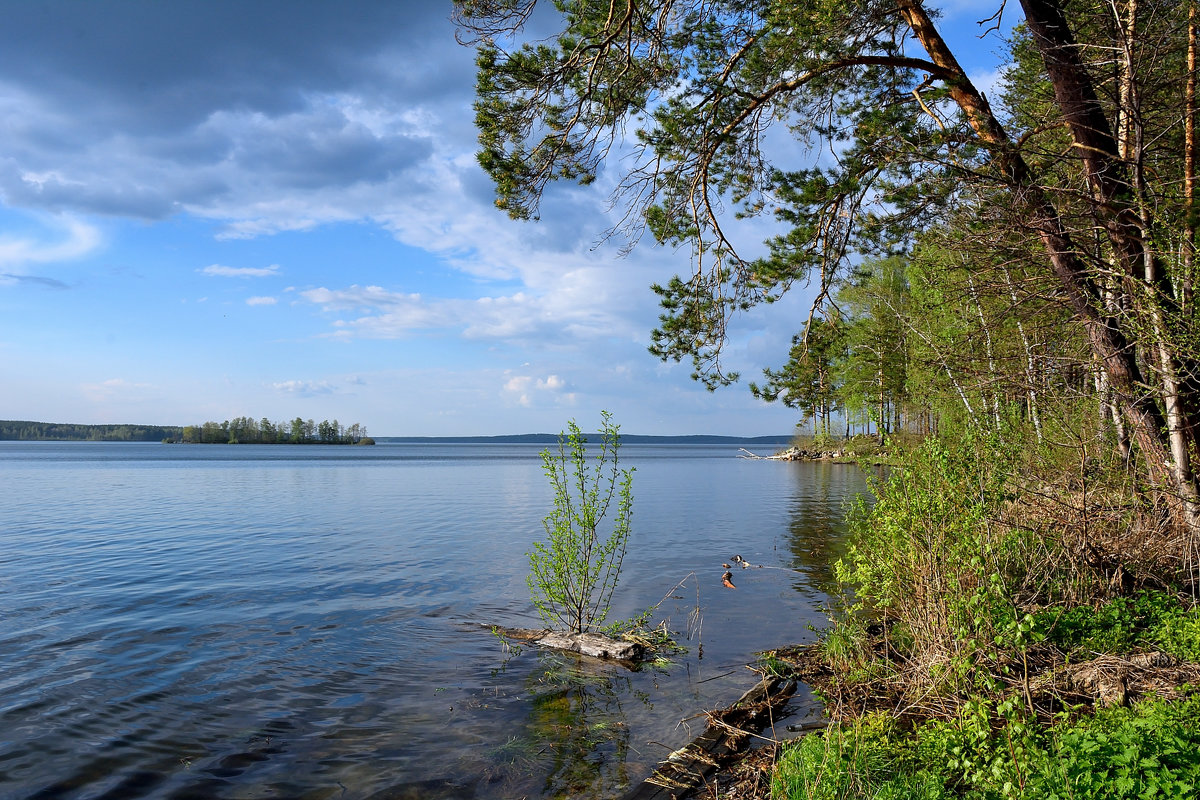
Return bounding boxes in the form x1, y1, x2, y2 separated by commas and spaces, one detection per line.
1002, 265, 1044, 443
1187, 2, 1197, 308
899, 0, 1197, 527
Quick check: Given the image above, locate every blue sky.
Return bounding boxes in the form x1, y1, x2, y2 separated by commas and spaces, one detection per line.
0, 1, 1012, 436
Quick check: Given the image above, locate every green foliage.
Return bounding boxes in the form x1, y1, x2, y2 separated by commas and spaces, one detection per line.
773, 713, 950, 800
0, 420, 184, 441
775, 695, 1200, 800
751, 314, 847, 435
1034, 591, 1186, 656
179, 416, 369, 445
1025, 695, 1200, 799
528, 412, 635, 634
1028, 591, 1200, 663
836, 257, 910, 437
835, 426, 1024, 661
1148, 606, 1200, 663
816, 617, 872, 674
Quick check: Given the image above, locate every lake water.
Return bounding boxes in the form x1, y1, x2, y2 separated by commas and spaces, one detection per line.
0, 441, 869, 799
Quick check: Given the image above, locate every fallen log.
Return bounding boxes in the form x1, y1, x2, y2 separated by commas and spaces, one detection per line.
738, 447, 844, 461
620, 675, 813, 800
489, 625, 645, 661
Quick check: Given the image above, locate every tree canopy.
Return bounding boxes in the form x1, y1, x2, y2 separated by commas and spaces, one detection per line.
458, 0, 1200, 531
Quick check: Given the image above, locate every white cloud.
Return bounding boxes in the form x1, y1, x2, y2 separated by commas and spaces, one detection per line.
81, 377, 150, 402
272, 379, 336, 396
0, 216, 101, 270
970, 67, 1004, 101
502, 371, 573, 407
246, 295, 277, 306
299, 252, 650, 347
199, 263, 280, 277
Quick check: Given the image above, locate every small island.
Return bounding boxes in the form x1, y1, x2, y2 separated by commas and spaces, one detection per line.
178, 417, 372, 445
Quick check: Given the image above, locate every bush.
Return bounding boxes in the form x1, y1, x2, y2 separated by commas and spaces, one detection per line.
1027, 694, 1200, 799
835, 428, 1024, 666
528, 411, 634, 634
1030, 591, 1200, 662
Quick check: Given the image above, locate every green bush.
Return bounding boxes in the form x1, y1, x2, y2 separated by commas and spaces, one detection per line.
817, 616, 872, 674
1027, 695, 1200, 799
834, 428, 1025, 667
773, 714, 950, 800
528, 412, 635, 634
1150, 610, 1200, 662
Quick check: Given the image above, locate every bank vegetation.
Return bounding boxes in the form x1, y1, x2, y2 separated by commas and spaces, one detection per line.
458, 0, 1200, 796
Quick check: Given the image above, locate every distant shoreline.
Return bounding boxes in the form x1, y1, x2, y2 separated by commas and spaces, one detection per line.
0, 420, 794, 446
374, 434, 795, 445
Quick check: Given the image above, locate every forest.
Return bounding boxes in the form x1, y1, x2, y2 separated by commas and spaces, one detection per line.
0, 418, 371, 444
458, 0, 1200, 796
0, 420, 183, 441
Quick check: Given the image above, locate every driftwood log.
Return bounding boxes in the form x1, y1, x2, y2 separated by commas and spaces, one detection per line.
620, 675, 814, 800
489, 625, 645, 661
738, 447, 846, 461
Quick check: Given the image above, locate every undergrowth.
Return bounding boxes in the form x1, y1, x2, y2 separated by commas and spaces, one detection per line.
774, 693, 1200, 799
772, 420, 1200, 799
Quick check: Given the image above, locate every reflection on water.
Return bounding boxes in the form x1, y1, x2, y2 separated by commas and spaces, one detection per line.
783, 462, 874, 595
0, 442, 870, 799
519, 652, 638, 799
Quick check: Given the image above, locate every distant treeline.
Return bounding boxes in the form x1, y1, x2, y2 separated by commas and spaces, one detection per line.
376, 433, 795, 444
0, 420, 183, 441
181, 417, 372, 445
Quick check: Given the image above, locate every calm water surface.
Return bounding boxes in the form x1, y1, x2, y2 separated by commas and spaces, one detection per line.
0, 441, 869, 799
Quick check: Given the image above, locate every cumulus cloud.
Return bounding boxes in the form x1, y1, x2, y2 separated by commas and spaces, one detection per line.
0, 0, 686, 351
199, 263, 280, 277
246, 296, 277, 306
502, 372, 574, 407
0, 0, 810, 417
299, 278, 644, 347
0, 2, 469, 227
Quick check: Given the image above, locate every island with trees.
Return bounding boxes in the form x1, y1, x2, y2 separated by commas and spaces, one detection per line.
180, 417, 372, 445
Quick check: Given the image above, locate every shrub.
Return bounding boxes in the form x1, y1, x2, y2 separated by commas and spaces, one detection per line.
774, 694, 1200, 800
1033, 591, 1200, 660
835, 428, 1023, 666
1027, 694, 1200, 799
528, 411, 635, 634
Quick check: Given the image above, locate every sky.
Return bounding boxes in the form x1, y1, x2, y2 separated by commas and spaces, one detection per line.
0, 1, 1013, 437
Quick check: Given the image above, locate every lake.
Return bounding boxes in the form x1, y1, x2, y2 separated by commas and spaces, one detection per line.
0, 441, 869, 799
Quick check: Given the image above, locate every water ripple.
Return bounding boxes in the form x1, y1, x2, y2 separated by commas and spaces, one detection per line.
0, 442, 866, 799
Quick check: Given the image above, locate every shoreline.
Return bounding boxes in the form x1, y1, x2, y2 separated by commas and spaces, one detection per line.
624, 600, 1200, 799
618, 645, 832, 800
